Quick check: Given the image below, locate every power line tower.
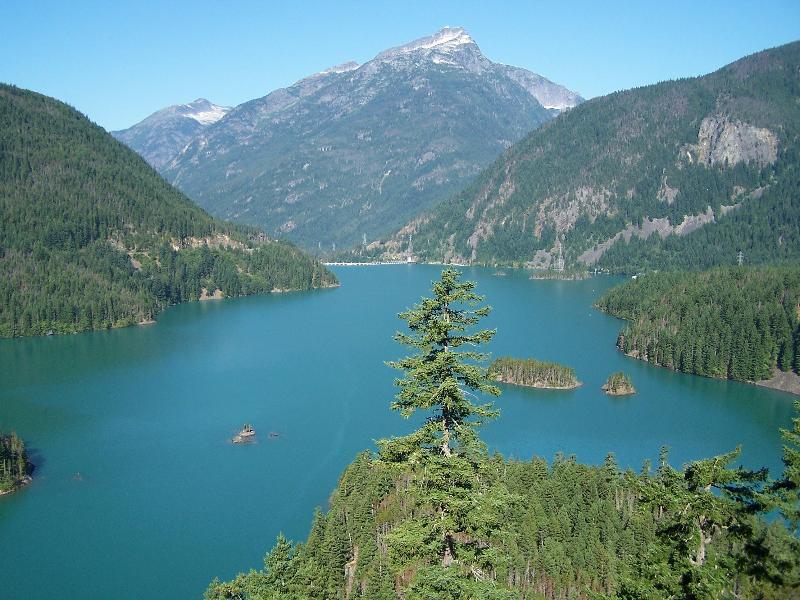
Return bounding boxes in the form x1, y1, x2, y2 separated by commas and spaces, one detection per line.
737, 250, 744, 266
554, 237, 565, 272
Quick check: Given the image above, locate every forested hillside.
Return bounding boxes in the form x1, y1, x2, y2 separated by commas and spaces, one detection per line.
0, 84, 336, 337
207, 449, 799, 600
206, 271, 800, 600
597, 162, 800, 271
596, 266, 800, 383
374, 41, 800, 271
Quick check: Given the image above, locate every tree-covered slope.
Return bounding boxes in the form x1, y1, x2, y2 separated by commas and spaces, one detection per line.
376, 41, 800, 271
0, 84, 336, 337
596, 266, 800, 383
207, 450, 799, 600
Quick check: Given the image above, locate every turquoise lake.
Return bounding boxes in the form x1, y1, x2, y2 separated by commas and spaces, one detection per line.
0, 264, 795, 599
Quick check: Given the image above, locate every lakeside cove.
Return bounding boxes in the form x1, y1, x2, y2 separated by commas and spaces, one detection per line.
0, 265, 795, 600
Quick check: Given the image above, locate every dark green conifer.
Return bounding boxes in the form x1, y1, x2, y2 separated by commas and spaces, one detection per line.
379, 268, 499, 461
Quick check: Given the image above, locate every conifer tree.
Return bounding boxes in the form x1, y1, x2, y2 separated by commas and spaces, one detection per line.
773, 400, 800, 531
379, 268, 500, 462
378, 269, 510, 576
628, 447, 769, 599
263, 534, 296, 593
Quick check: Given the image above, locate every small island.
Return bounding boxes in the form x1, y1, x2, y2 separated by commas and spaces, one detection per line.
602, 372, 636, 396
488, 356, 580, 389
0, 432, 33, 495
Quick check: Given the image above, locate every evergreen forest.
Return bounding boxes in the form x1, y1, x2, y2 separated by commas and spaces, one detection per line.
488, 357, 579, 389
596, 266, 800, 383
0, 84, 336, 337
595, 161, 800, 273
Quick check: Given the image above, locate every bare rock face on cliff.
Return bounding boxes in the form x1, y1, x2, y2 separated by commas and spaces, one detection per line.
688, 114, 778, 167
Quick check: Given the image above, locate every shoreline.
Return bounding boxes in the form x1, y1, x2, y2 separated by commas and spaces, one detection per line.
603, 387, 636, 396
324, 261, 411, 266
1, 281, 342, 339
756, 368, 800, 396
325, 261, 609, 276
0, 475, 32, 497
621, 349, 800, 397
494, 377, 582, 391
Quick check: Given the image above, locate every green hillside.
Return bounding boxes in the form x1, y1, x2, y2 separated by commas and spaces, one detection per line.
596, 265, 800, 383
377, 42, 800, 271
0, 84, 336, 337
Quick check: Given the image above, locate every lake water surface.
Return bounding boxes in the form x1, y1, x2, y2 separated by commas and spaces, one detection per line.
0, 265, 794, 599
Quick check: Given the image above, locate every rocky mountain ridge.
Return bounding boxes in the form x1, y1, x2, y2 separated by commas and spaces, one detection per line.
112, 98, 230, 169
115, 27, 582, 250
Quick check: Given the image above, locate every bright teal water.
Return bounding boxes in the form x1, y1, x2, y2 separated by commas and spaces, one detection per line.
0, 265, 794, 599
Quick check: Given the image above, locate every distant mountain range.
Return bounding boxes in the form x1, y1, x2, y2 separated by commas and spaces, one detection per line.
371, 41, 800, 271
113, 98, 230, 170
113, 27, 582, 250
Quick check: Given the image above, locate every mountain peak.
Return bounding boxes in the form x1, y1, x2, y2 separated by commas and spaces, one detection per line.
376, 26, 476, 60
180, 100, 230, 125
119, 26, 584, 246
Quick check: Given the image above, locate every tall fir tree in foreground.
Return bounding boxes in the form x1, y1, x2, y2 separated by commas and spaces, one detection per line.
378, 269, 516, 593
379, 268, 500, 461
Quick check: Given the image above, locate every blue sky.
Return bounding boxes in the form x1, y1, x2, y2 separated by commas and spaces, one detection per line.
2, 0, 798, 131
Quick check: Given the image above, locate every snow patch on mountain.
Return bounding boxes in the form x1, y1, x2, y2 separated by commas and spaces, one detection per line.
377, 27, 474, 59
320, 61, 360, 75
182, 100, 230, 124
